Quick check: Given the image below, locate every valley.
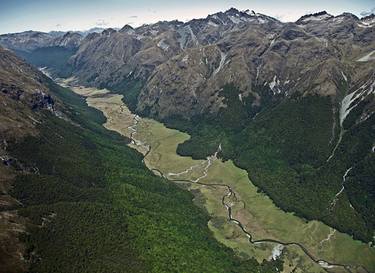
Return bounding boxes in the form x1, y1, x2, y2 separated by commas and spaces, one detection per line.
4, 78, 274, 273
2, 8, 374, 244
63, 79, 375, 273
1, 5, 374, 272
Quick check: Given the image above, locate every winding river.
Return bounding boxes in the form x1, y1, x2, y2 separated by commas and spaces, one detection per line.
61, 80, 374, 273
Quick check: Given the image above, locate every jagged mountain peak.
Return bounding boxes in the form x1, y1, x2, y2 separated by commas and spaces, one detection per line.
101, 28, 117, 36
222, 7, 262, 18
203, 7, 279, 27
59, 31, 83, 41
360, 14, 375, 26
53, 31, 83, 48
296, 11, 334, 24
134, 20, 183, 37
84, 32, 101, 41
120, 24, 134, 34
362, 13, 375, 20
224, 7, 247, 16
337, 12, 359, 20
243, 9, 256, 16
215, 7, 252, 20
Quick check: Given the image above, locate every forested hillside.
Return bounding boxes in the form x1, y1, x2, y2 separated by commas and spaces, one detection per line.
4, 79, 280, 272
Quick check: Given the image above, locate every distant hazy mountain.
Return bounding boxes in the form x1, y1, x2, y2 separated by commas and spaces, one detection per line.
0, 27, 115, 53
0, 31, 83, 52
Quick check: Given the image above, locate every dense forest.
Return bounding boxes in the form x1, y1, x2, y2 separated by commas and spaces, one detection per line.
164, 84, 375, 243
8, 81, 281, 272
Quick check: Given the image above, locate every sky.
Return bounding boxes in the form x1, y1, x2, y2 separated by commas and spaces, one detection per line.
0, 0, 374, 34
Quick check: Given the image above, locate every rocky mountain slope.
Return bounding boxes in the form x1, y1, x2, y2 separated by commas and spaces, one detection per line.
19, 8, 370, 121
137, 10, 374, 119
4, 9, 373, 119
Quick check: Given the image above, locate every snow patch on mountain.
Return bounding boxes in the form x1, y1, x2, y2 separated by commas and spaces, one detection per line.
269, 76, 281, 94
211, 15, 227, 25
187, 25, 199, 46
182, 55, 189, 63
177, 27, 190, 49
157, 39, 169, 51
301, 13, 332, 22
229, 15, 242, 24
360, 15, 375, 26
340, 79, 375, 125
340, 91, 357, 126
357, 50, 375, 62
257, 17, 267, 24
341, 71, 348, 82
208, 21, 219, 27
213, 51, 227, 75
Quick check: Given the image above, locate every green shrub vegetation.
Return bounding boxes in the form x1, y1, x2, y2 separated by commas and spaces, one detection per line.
9, 82, 281, 272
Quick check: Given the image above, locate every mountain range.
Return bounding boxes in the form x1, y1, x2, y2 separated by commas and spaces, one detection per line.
2, 4, 374, 243
0, 7, 374, 273
3, 9, 373, 117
